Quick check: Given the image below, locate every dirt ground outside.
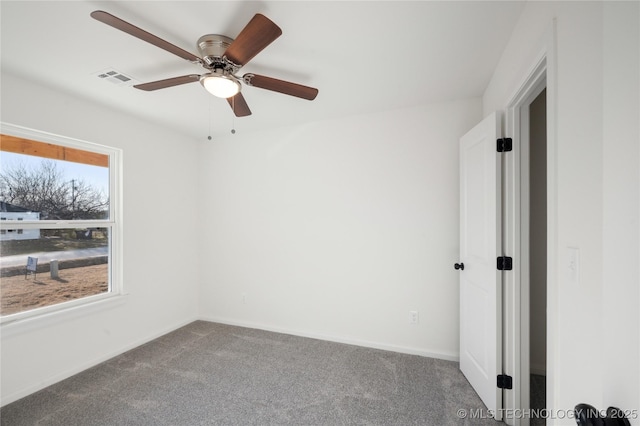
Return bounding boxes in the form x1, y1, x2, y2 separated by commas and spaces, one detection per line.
1, 264, 108, 316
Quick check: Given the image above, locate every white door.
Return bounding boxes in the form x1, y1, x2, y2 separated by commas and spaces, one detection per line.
458, 112, 503, 418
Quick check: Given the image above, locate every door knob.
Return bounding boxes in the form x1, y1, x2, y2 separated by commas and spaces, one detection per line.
454, 263, 464, 271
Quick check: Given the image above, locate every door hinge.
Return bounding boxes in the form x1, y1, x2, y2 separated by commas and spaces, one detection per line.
497, 256, 513, 271
497, 374, 513, 389
497, 137, 513, 152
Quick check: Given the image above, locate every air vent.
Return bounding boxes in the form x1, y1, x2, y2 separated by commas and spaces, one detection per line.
92, 69, 138, 87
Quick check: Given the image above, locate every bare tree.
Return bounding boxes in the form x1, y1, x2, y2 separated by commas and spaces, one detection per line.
0, 159, 108, 220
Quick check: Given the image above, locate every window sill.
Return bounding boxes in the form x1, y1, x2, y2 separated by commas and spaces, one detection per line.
0, 292, 128, 338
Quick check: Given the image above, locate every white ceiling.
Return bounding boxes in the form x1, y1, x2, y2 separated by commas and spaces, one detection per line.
1, 1, 525, 141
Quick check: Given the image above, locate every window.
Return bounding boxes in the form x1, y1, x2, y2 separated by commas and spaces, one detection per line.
0, 124, 122, 323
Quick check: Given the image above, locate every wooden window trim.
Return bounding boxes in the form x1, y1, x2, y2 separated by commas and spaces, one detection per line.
1, 134, 108, 168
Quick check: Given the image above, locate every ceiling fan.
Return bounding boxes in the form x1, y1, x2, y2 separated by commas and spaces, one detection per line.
90, 10, 319, 117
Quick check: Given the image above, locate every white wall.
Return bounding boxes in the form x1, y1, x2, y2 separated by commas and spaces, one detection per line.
0, 72, 201, 405
198, 99, 481, 359
602, 1, 640, 418
484, 1, 639, 423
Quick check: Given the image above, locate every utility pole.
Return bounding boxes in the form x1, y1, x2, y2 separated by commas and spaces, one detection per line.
71, 179, 76, 219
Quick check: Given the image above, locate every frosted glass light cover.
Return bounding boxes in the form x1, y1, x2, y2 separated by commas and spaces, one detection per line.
201, 75, 240, 98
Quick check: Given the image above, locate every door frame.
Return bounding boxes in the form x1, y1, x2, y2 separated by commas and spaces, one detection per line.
502, 21, 557, 426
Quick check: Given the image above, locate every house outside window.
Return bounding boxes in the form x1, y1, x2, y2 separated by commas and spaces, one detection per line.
0, 201, 41, 240
0, 124, 122, 322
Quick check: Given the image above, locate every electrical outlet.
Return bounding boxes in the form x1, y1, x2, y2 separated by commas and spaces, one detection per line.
242, 293, 247, 304
409, 311, 419, 325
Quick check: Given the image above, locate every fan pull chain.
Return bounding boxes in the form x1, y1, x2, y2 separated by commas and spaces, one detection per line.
207, 96, 218, 140
207, 97, 213, 140
231, 96, 236, 134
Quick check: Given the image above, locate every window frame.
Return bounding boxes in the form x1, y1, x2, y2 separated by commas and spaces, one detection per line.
0, 123, 123, 325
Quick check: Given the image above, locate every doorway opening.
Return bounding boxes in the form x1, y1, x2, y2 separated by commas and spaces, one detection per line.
528, 88, 547, 424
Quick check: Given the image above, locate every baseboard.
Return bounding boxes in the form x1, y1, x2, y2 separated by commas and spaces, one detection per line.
1, 315, 198, 407
199, 315, 460, 362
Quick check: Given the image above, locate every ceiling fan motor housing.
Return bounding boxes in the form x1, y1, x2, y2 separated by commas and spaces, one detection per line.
197, 34, 236, 70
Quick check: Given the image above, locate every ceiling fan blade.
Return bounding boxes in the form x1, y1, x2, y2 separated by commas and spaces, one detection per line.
243, 74, 318, 100
91, 10, 201, 63
227, 93, 252, 117
134, 74, 201, 91
224, 14, 282, 66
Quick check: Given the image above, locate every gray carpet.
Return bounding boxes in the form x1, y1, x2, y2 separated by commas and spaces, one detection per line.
1, 321, 497, 425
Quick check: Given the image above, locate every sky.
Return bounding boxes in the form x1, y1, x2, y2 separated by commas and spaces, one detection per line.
0, 151, 109, 196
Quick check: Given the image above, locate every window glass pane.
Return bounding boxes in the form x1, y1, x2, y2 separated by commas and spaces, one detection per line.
0, 150, 109, 220
0, 227, 109, 316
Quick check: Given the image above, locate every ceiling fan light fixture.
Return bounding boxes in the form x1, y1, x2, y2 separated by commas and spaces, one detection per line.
200, 71, 240, 99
